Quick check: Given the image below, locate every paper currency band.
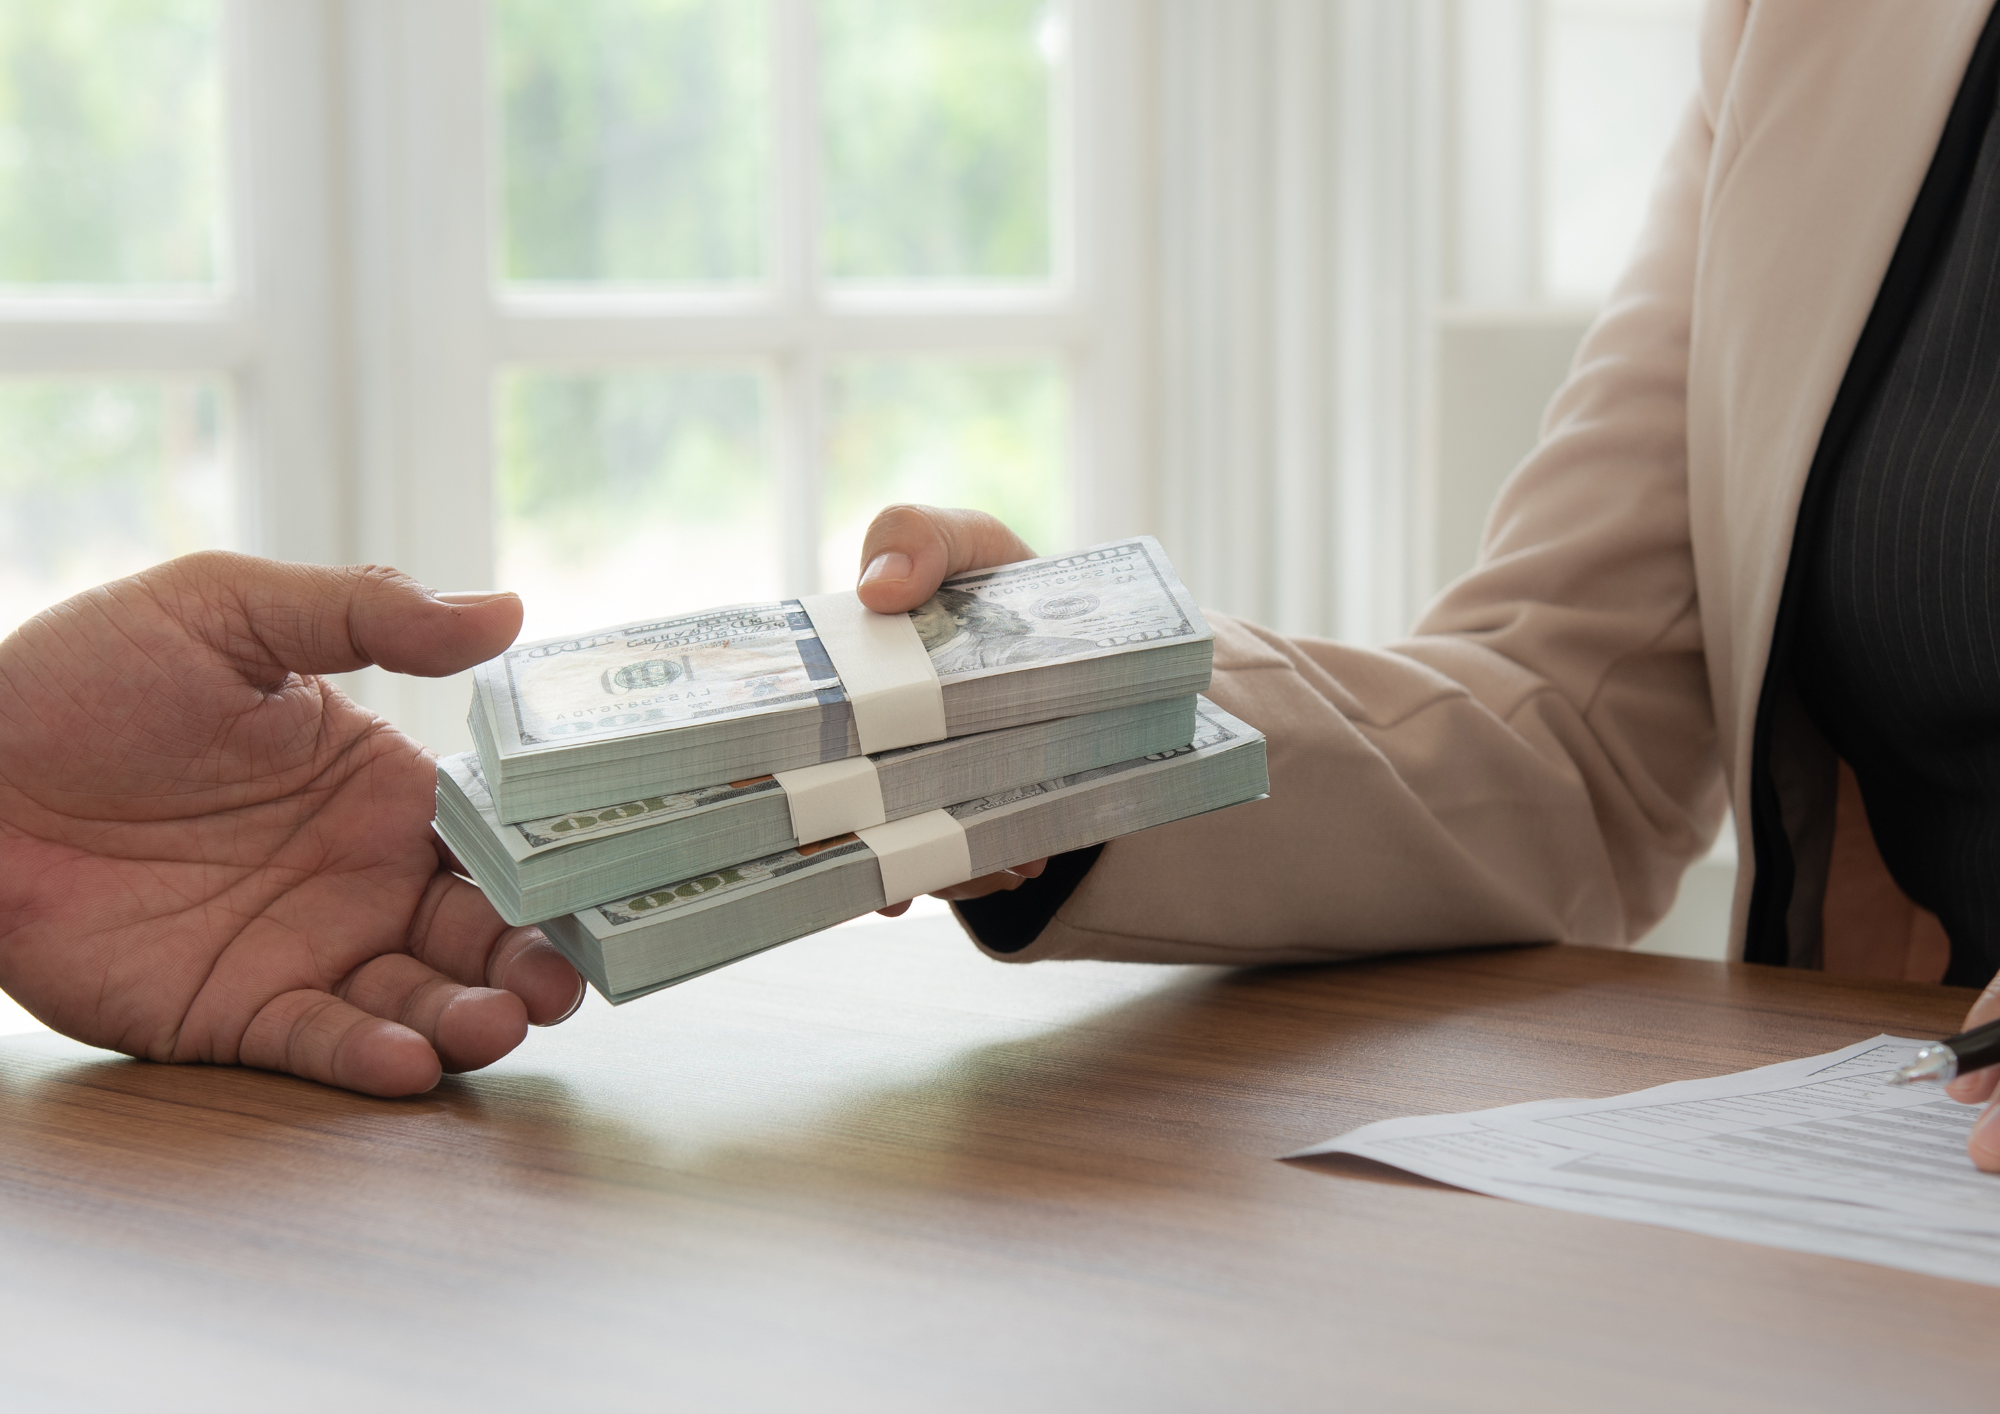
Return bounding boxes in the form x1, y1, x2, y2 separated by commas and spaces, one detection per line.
798, 590, 948, 755
772, 756, 888, 845
858, 809, 973, 906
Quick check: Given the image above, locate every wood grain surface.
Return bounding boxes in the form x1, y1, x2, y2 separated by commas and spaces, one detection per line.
0, 916, 1991, 1413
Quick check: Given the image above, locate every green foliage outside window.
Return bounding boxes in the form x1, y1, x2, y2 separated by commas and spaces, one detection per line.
0, 0, 221, 286
824, 360, 1066, 559
821, 0, 1054, 282
495, 0, 769, 283
0, 379, 228, 603
497, 369, 770, 554
494, 0, 1057, 287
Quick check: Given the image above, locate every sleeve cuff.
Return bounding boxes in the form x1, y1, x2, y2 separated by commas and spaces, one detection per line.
951, 844, 1105, 954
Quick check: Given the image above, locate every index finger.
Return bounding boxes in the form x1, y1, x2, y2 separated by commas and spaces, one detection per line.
854, 505, 1037, 614
1948, 971, 2000, 1104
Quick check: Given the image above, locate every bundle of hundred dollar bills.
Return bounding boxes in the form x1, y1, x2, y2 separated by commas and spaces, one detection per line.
437, 536, 1269, 1002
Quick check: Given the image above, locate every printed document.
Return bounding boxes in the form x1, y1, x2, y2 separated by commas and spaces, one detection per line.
1292, 1036, 2000, 1287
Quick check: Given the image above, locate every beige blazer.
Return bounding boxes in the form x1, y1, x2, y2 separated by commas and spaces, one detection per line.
991, 0, 1980, 980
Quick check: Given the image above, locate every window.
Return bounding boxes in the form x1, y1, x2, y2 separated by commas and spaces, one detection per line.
0, 377, 231, 632
7, 2, 1699, 758
487, 0, 1084, 639
0, 0, 1138, 756
0, 1, 237, 632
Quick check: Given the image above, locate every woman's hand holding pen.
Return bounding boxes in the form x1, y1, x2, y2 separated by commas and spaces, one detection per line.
1944, 975, 2000, 1169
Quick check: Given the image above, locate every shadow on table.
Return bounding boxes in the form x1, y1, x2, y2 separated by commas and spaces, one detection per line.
690, 942, 1581, 1199
0, 939, 1582, 1221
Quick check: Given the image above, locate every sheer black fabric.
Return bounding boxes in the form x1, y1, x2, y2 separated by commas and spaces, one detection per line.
1794, 68, 2000, 986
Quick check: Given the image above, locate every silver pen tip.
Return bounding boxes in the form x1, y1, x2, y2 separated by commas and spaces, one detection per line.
1888, 1046, 1955, 1086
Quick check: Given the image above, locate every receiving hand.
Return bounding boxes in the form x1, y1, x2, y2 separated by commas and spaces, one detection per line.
854, 504, 1050, 916
0, 553, 582, 1097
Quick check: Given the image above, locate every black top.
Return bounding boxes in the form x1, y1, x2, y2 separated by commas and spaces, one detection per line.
1785, 8, 2000, 986
952, 843, 1101, 953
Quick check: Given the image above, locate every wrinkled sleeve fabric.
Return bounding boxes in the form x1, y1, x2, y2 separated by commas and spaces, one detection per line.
960, 0, 1744, 967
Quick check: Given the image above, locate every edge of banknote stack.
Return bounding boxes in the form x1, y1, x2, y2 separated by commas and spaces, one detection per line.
436, 536, 1270, 1004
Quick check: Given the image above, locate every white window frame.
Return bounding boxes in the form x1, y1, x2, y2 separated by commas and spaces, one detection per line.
1, 0, 1449, 749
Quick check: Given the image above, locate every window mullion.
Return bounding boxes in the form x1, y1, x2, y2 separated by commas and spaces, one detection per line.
774, 0, 822, 596
490, 307, 1081, 362
0, 313, 246, 372
235, 0, 346, 570
338, 0, 495, 754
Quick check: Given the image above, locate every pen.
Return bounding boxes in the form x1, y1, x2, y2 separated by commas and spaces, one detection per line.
1888, 1017, 2000, 1086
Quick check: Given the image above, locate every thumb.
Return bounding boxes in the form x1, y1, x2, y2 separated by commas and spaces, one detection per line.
854, 504, 1037, 614
156, 551, 524, 681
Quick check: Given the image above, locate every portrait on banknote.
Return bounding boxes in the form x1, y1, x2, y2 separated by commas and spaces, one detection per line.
913, 588, 1097, 676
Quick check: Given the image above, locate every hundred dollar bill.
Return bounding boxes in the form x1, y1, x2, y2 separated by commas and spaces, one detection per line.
539, 699, 1268, 1004
469, 536, 1214, 822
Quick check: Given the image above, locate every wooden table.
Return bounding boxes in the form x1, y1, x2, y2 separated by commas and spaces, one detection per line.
1, 915, 1992, 1413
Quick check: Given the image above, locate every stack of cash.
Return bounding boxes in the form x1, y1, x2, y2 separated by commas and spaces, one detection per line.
539, 699, 1268, 1003
436, 693, 1200, 926
439, 536, 1269, 1003
468, 536, 1216, 821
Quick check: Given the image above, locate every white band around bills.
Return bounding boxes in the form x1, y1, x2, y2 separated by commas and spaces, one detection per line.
798, 590, 948, 755
858, 809, 973, 906
772, 756, 888, 844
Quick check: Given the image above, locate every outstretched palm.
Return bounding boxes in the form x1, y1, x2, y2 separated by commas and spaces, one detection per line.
0, 553, 580, 1096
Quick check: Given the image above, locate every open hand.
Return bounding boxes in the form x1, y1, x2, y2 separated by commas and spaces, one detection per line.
0, 553, 582, 1097
855, 505, 1050, 915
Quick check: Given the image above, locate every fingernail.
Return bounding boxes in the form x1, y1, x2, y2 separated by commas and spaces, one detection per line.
1947, 1069, 1994, 1105
435, 590, 517, 605
534, 976, 586, 1028
860, 552, 912, 586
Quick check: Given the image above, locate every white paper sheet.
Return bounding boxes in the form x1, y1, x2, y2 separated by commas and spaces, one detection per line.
1291, 1036, 2000, 1287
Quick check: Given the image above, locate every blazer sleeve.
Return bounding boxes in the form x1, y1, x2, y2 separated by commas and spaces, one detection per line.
966, 0, 1748, 967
